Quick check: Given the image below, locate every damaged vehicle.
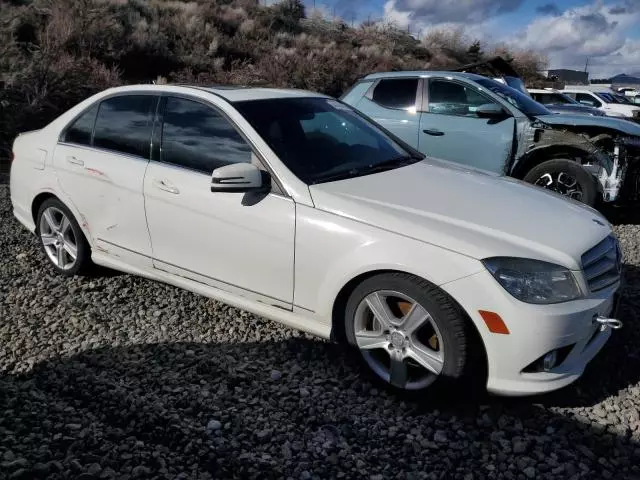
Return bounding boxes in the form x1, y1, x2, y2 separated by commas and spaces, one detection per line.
341, 71, 640, 207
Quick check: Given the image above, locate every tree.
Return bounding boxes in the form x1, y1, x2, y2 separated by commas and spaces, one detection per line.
467, 41, 483, 63
274, 0, 306, 21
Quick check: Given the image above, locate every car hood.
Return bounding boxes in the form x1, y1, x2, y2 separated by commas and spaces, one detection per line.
309, 159, 611, 270
545, 104, 604, 116
536, 113, 640, 136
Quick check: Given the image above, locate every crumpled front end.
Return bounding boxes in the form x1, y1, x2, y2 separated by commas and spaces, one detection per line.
512, 118, 640, 203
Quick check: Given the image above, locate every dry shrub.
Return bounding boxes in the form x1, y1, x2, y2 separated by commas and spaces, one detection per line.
0, 0, 548, 158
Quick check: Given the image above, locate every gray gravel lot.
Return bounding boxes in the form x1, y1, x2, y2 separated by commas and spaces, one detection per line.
1, 183, 640, 480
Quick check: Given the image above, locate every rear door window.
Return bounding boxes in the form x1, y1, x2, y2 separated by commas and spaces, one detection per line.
93, 95, 156, 158
64, 105, 99, 146
372, 79, 419, 110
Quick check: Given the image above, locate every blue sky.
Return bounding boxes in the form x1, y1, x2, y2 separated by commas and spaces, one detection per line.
301, 0, 640, 76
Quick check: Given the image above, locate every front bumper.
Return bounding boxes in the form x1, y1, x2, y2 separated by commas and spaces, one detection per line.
443, 270, 622, 396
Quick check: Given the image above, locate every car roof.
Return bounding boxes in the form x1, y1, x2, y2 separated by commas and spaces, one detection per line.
202, 86, 329, 102
562, 88, 607, 94
528, 88, 561, 93
99, 84, 330, 102
361, 71, 488, 82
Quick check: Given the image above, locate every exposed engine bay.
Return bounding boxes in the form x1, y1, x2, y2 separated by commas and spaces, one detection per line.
512, 121, 640, 203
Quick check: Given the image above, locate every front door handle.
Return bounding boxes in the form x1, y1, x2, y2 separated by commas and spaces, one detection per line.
66, 156, 84, 166
423, 129, 445, 136
152, 178, 180, 194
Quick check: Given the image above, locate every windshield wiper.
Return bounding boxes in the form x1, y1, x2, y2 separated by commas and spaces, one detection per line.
363, 156, 416, 174
311, 156, 417, 184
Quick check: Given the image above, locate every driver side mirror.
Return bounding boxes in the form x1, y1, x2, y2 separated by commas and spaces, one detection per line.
475, 103, 508, 119
211, 163, 270, 193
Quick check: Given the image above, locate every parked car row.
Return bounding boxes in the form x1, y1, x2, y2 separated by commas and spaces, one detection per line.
9, 78, 625, 398
528, 89, 607, 117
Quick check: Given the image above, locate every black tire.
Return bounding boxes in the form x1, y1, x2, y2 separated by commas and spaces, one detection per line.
522, 158, 599, 207
343, 272, 475, 396
36, 197, 92, 276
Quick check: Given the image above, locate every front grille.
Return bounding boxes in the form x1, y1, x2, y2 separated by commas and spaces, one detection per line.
581, 235, 622, 292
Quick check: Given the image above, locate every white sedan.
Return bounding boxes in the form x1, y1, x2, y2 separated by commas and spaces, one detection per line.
9, 85, 624, 396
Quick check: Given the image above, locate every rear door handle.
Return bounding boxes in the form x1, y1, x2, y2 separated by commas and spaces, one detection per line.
66, 156, 84, 166
423, 129, 445, 136
152, 178, 180, 194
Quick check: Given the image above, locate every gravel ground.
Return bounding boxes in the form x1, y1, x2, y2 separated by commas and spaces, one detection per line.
1, 183, 640, 480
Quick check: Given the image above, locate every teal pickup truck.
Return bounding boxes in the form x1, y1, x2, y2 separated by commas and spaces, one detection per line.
342, 71, 640, 207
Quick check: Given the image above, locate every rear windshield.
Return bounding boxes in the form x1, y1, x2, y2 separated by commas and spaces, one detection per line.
234, 97, 418, 184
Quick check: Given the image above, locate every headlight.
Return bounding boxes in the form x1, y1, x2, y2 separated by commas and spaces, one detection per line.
483, 257, 582, 304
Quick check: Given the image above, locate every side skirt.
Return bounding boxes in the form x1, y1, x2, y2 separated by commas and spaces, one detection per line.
91, 251, 332, 340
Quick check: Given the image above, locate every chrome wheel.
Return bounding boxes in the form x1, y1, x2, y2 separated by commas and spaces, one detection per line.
39, 206, 78, 270
353, 290, 444, 390
534, 172, 584, 201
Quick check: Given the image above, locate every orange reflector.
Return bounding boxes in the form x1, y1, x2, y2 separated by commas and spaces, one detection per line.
479, 310, 510, 335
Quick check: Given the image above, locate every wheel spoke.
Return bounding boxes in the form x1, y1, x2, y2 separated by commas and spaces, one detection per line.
389, 350, 408, 388
406, 345, 444, 375
59, 215, 71, 235
43, 209, 57, 232
535, 173, 553, 187
401, 303, 430, 335
56, 245, 65, 268
557, 173, 577, 189
63, 240, 77, 260
41, 234, 57, 246
365, 292, 395, 329
355, 331, 388, 350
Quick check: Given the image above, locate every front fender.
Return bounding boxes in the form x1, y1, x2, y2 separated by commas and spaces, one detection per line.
512, 122, 611, 176
293, 205, 484, 320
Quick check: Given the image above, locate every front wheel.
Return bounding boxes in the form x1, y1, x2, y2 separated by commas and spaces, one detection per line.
344, 273, 472, 394
522, 159, 598, 206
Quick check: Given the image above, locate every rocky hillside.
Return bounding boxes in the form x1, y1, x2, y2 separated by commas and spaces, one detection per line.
0, 0, 547, 161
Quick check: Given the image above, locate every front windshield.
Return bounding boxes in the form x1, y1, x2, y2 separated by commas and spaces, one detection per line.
613, 94, 634, 105
475, 78, 552, 116
556, 93, 580, 104
235, 97, 420, 184
503, 77, 531, 97
594, 92, 622, 104
537, 92, 575, 105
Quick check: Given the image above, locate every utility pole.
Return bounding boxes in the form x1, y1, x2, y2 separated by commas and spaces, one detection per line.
584, 57, 590, 73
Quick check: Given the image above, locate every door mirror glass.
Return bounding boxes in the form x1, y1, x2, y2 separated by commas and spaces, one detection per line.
211, 163, 269, 193
475, 103, 507, 118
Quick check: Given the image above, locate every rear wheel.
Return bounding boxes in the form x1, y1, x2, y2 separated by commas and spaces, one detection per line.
344, 273, 472, 394
36, 198, 91, 276
523, 159, 598, 206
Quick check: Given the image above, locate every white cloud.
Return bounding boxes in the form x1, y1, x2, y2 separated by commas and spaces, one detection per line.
382, 0, 523, 25
382, 0, 511, 39
381, 0, 639, 78
509, 1, 640, 77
